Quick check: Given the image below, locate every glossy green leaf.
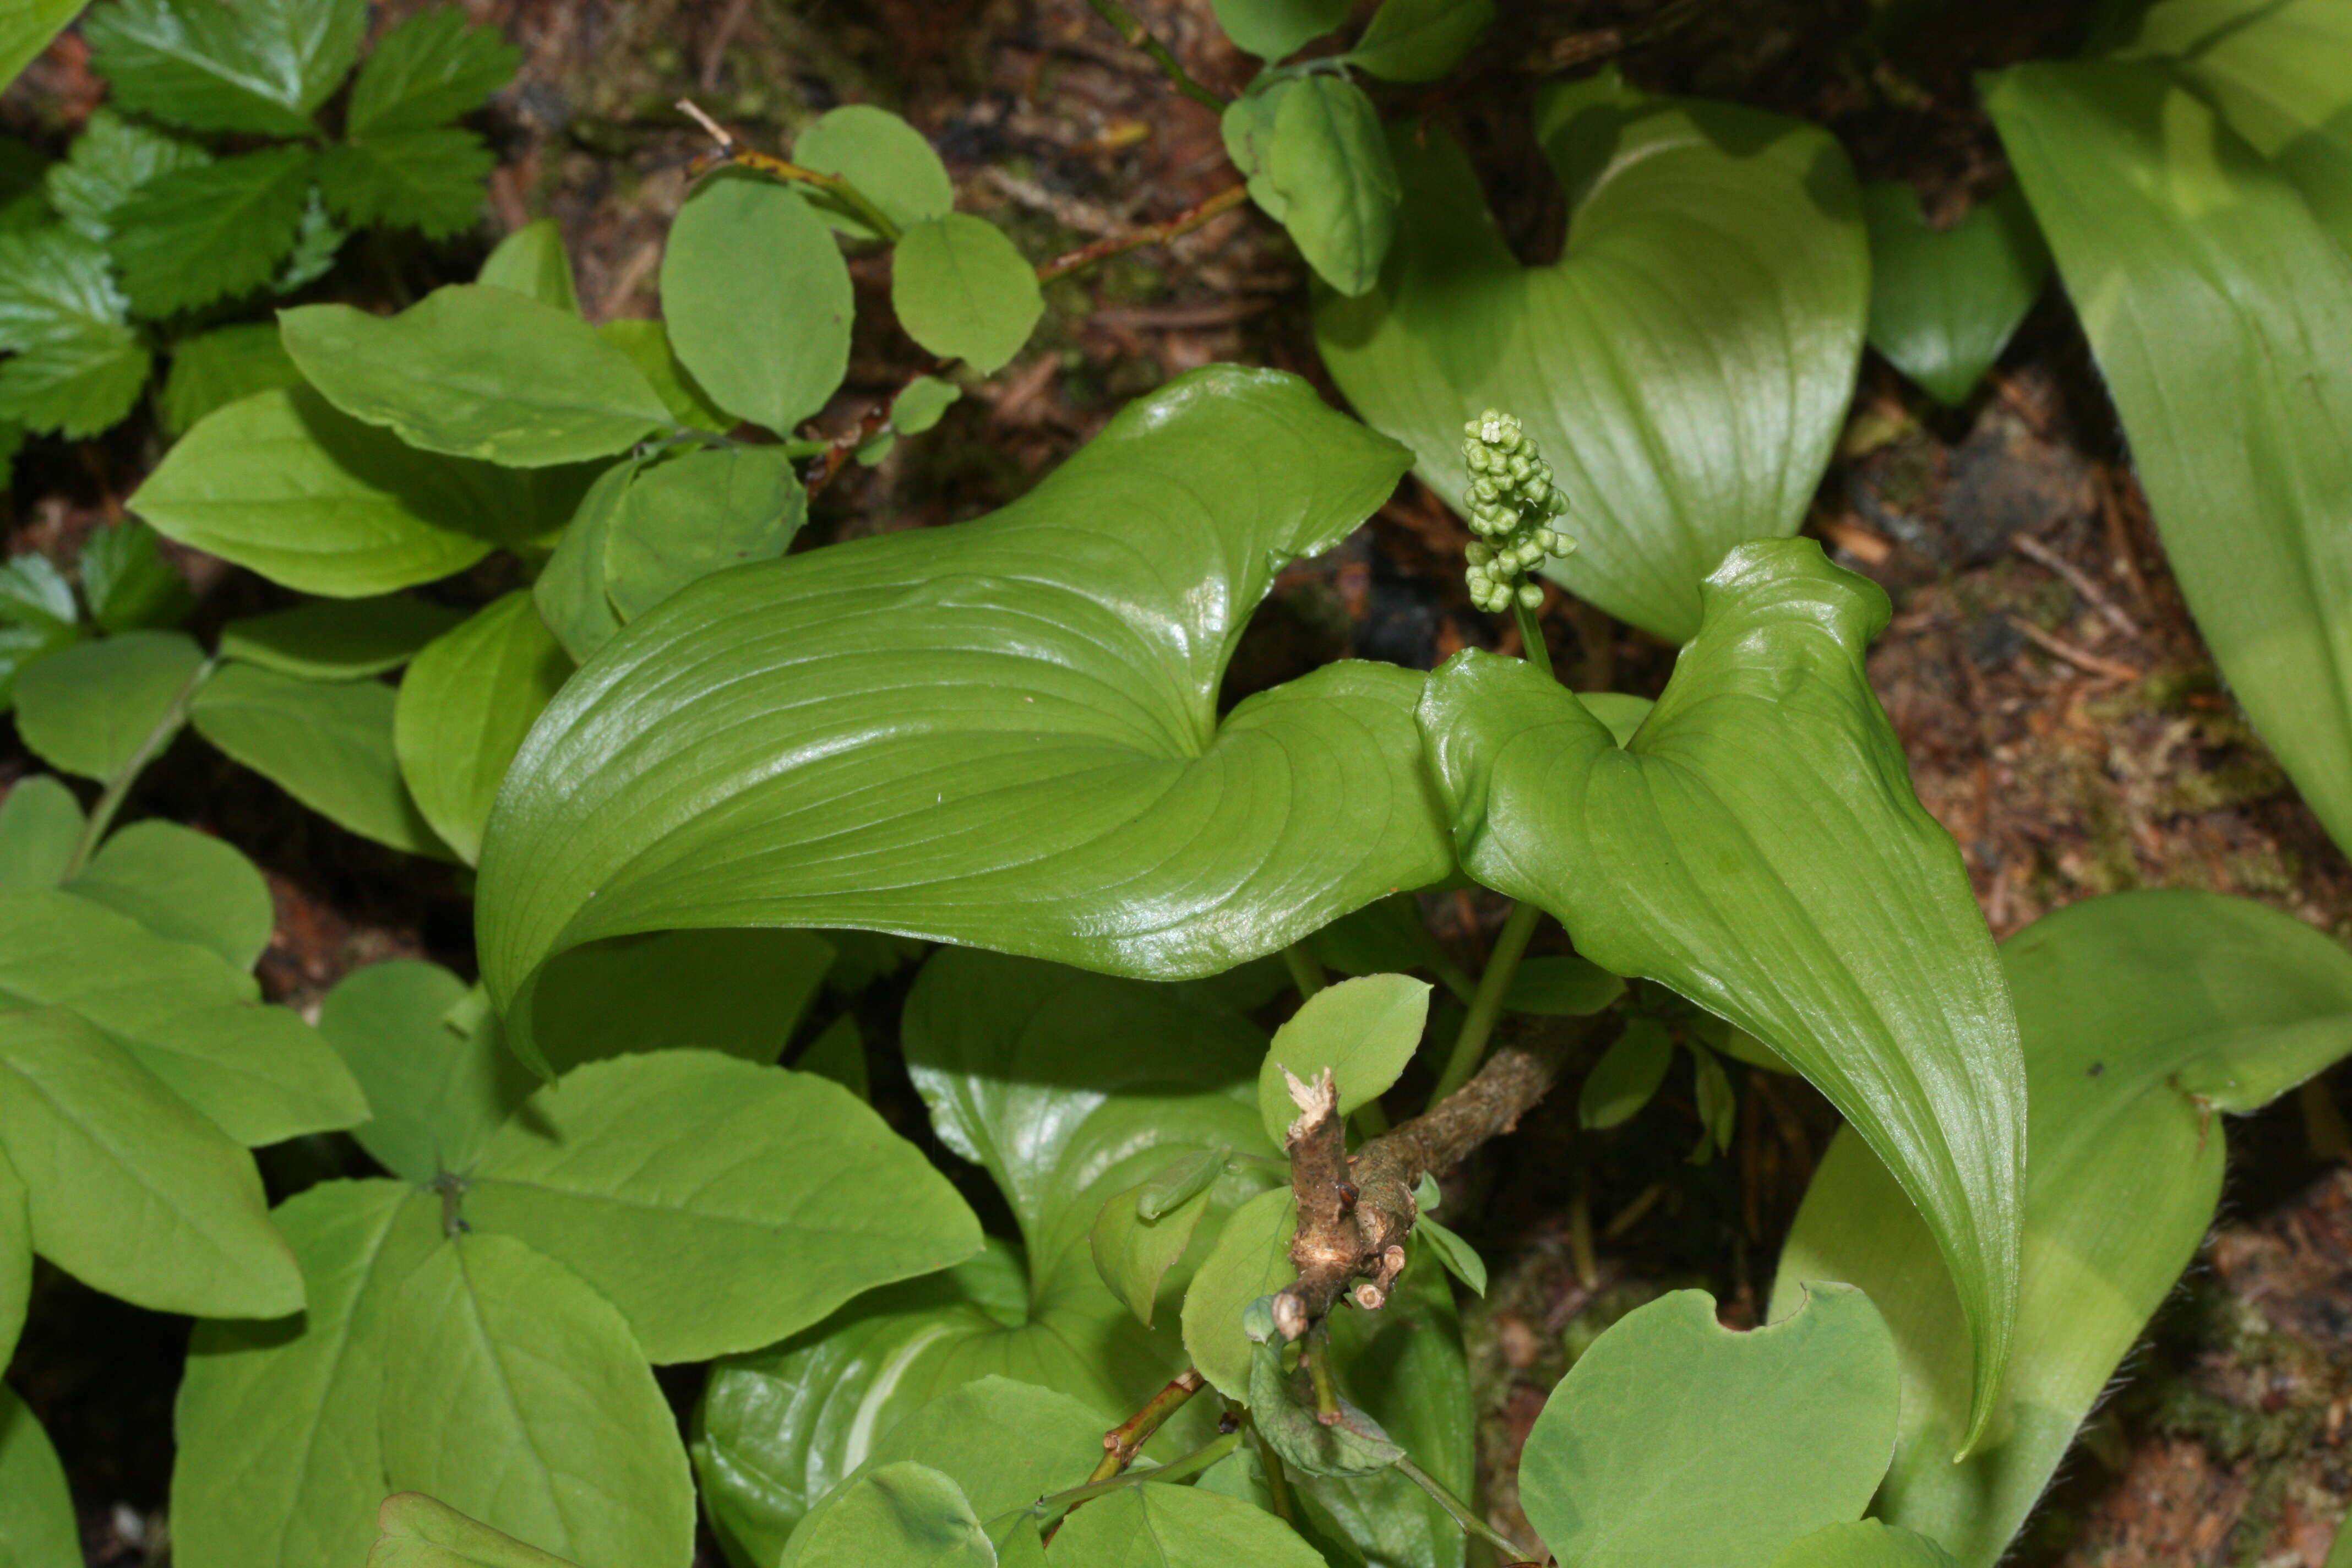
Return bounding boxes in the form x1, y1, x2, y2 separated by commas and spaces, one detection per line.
0, 226, 150, 437
161, 322, 302, 437
42, 108, 211, 243
477, 368, 1434, 1018
395, 592, 571, 864
662, 173, 851, 437
1861, 181, 2046, 407
694, 949, 1271, 1563
604, 445, 805, 619
0, 1006, 300, 1315
1180, 1185, 1295, 1401
220, 594, 468, 679
531, 458, 633, 663
80, 519, 194, 633
1988, 54, 2352, 858
1771, 1522, 1958, 1568
1091, 1170, 1216, 1327
281, 286, 671, 466
466, 1050, 982, 1362
193, 660, 449, 856
381, 1232, 696, 1568
1415, 1216, 1484, 1295
0, 1386, 77, 1568
15, 629, 205, 781
1420, 539, 2024, 1444
135, 388, 595, 596
793, 106, 954, 239
783, 1461, 992, 1568
1054, 1480, 1325, 1568
1773, 889, 2352, 1568
172, 1179, 441, 1568
1505, 952, 1624, 1016
477, 220, 579, 313
273, 187, 344, 292
827, 1376, 1101, 1553
1210, 0, 1348, 59
347, 6, 520, 137
1317, 69, 1868, 641
370, 1494, 584, 1568
315, 961, 526, 1181
0, 568, 78, 715
111, 145, 313, 315
1579, 1017, 1672, 1130
0, 776, 79, 890
1255, 972, 1429, 1145
1249, 1331, 1403, 1478
596, 319, 729, 432
84, 0, 362, 134
1520, 1286, 1895, 1568
891, 212, 1043, 374
68, 818, 275, 969
1267, 77, 1398, 298
0, 0, 80, 88
1347, 0, 1493, 81
317, 128, 494, 239
0, 888, 364, 1144
531, 927, 837, 1075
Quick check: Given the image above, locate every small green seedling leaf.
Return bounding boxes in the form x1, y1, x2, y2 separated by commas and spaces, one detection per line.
281, 286, 671, 466
1769, 1521, 1959, 1568
662, 173, 852, 436
1222, 76, 1295, 221
476, 219, 579, 314
0, 778, 79, 890
1211, 0, 1350, 59
1257, 972, 1430, 1145
793, 106, 954, 239
1267, 76, 1399, 297
1517, 1285, 1898, 1568
1687, 1039, 1735, 1164
193, 661, 449, 857
369, 1493, 584, 1568
892, 374, 961, 435
394, 591, 572, 864
1092, 1173, 1217, 1327
1861, 181, 2048, 406
219, 595, 468, 680
1415, 1216, 1485, 1295
892, 212, 1044, 374
1347, 0, 1494, 82
1181, 1185, 1297, 1400
14, 630, 205, 781
1578, 1017, 1672, 1129
1505, 953, 1625, 1016
1140, 1147, 1227, 1222
781, 1462, 992, 1568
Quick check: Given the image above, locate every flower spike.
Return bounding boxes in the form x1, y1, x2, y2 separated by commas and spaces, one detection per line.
1458, 410, 1574, 614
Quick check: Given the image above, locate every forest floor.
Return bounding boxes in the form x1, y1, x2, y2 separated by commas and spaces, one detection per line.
6, 1, 2350, 1564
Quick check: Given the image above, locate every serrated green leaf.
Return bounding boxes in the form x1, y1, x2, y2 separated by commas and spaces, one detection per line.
1520, 1286, 1898, 1568
83, 0, 364, 135
14, 629, 205, 781
1347, 0, 1493, 81
347, 6, 519, 137
318, 128, 494, 239
1419, 539, 2024, 1447
160, 321, 302, 438
111, 145, 314, 315
0, 1385, 76, 1568
595, 318, 729, 431
891, 211, 1042, 374
273, 185, 343, 291
68, 818, 273, 968
0, 887, 366, 1144
603, 444, 805, 619
1862, 181, 2047, 406
1771, 1521, 1959, 1568
476, 369, 1434, 1020
1180, 1185, 1295, 1400
382, 1233, 697, 1565
315, 960, 524, 1180
370, 1494, 584, 1568
220, 594, 467, 679
0, 225, 149, 436
792, 105, 954, 239
171, 1179, 442, 1568
394, 591, 570, 864
1256, 972, 1429, 1145
782, 1461, 992, 1568
1774, 890, 2352, 1568
282, 285, 671, 465
42, 108, 211, 242
1578, 1017, 1672, 1129
662, 173, 851, 436
1318, 69, 1868, 641
0, 776, 79, 890
1210, 0, 1349, 59
0, 556, 78, 711
531, 927, 837, 1076
80, 520, 193, 632
1505, 952, 1625, 1016
1267, 77, 1398, 297
0, 1005, 301, 1315
1055, 1480, 1325, 1568
477, 219, 577, 313
466, 1050, 982, 1362
192, 660, 450, 856
0, 0, 81, 88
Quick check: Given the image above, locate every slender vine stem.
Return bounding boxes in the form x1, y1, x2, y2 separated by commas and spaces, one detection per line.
1393, 1456, 1532, 1561
1033, 1431, 1242, 1536
674, 100, 905, 242
1084, 0, 1227, 111
62, 655, 216, 880
1035, 183, 1249, 283
1514, 597, 1555, 682
1283, 942, 1327, 1000
1428, 899, 1542, 1106
1244, 1410, 1298, 1526
1085, 1368, 1206, 1484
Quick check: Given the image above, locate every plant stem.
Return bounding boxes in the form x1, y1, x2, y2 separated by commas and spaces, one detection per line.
1036, 1431, 1241, 1534
62, 655, 216, 880
1085, 1368, 1206, 1484
1085, 0, 1228, 111
1393, 1456, 1530, 1561
1036, 183, 1249, 284
1283, 942, 1327, 1000
1244, 1411, 1298, 1525
1304, 1327, 1341, 1423
1514, 597, 1556, 683
1429, 900, 1542, 1105
674, 99, 905, 243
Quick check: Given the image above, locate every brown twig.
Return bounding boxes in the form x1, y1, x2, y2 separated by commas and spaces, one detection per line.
1273, 1019, 1580, 1339
676, 99, 905, 242
2008, 615, 2144, 682
1085, 1368, 1207, 1484
1085, 0, 1227, 112
2010, 531, 2142, 638
1037, 183, 1249, 284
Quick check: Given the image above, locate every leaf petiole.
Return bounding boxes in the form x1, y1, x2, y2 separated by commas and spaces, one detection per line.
1428, 898, 1542, 1105
62, 654, 217, 879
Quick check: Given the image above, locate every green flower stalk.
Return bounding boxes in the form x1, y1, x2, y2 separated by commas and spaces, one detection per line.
1459, 410, 1574, 615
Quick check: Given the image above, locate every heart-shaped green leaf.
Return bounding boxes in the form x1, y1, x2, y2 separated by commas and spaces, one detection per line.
1418, 538, 2024, 1446
1518, 1285, 1898, 1568
1861, 181, 2047, 406
476, 367, 1439, 1027
1987, 48, 2352, 857
1255, 972, 1429, 1144
1316, 69, 1867, 641
1772, 889, 2352, 1568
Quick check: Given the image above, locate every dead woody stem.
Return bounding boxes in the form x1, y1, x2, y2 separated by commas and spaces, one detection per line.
1274, 1017, 1580, 1340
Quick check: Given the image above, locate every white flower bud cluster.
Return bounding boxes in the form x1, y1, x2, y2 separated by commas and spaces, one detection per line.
1459, 409, 1574, 614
